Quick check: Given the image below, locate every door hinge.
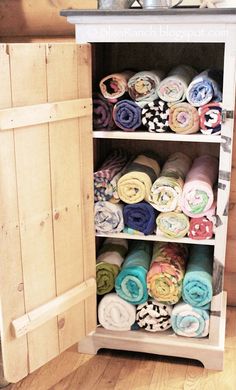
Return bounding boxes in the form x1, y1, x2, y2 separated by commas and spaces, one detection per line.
222, 109, 234, 123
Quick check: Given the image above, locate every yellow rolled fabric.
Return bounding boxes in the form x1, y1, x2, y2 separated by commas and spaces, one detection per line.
117, 153, 161, 204
156, 212, 190, 239
169, 102, 199, 134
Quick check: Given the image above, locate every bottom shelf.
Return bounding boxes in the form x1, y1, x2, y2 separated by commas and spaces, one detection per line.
78, 292, 227, 371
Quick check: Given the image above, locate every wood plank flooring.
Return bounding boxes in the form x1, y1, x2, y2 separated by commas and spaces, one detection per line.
4, 307, 236, 390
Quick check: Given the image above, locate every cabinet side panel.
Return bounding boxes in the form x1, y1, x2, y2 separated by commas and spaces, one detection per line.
46, 43, 86, 352
9, 44, 59, 372
0, 44, 28, 383
77, 44, 97, 334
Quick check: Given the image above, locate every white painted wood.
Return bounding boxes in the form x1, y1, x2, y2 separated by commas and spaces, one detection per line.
96, 232, 216, 246
93, 131, 222, 143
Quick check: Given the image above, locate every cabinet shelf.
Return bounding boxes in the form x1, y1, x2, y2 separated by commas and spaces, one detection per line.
96, 232, 215, 246
93, 130, 222, 143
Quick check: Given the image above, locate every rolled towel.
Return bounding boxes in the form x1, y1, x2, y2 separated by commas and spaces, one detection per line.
147, 242, 188, 305
93, 93, 115, 130
96, 238, 128, 295
156, 212, 190, 239
199, 102, 222, 135
136, 299, 173, 332
141, 99, 170, 133
113, 100, 142, 131
94, 149, 129, 202
128, 70, 164, 106
124, 202, 157, 235
182, 245, 213, 308
169, 102, 199, 135
157, 65, 197, 103
171, 301, 209, 338
188, 217, 214, 240
186, 69, 223, 107
115, 241, 152, 305
180, 155, 218, 218
98, 293, 136, 331
99, 71, 134, 101
117, 152, 161, 204
149, 152, 192, 212
94, 201, 124, 233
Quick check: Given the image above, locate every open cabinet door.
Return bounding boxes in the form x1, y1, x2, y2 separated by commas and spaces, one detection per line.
0, 43, 96, 383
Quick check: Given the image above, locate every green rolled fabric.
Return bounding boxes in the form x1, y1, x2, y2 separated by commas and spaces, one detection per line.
156, 211, 190, 239
96, 238, 128, 295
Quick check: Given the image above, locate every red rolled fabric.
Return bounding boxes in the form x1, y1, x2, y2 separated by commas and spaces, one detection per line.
188, 217, 214, 240
198, 102, 222, 135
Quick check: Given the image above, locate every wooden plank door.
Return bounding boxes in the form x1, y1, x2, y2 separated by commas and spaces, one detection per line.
0, 43, 96, 383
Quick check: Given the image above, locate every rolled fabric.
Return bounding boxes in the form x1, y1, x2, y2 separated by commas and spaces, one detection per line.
128, 70, 164, 106
136, 299, 173, 332
157, 65, 197, 103
141, 99, 170, 133
188, 217, 214, 240
117, 152, 161, 204
98, 293, 136, 331
113, 99, 142, 131
147, 242, 188, 305
124, 202, 157, 235
156, 212, 190, 239
199, 102, 222, 135
186, 69, 223, 107
94, 201, 124, 234
171, 301, 209, 338
169, 102, 199, 135
94, 149, 129, 202
93, 93, 114, 130
99, 71, 134, 101
181, 155, 218, 218
115, 241, 152, 305
182, 245, 213, 308
149, 152, 192, 212
96, 238, 128, 295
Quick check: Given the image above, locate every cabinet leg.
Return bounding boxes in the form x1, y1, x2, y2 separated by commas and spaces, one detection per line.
200, 351, 224, 371
78, 335, 99, 355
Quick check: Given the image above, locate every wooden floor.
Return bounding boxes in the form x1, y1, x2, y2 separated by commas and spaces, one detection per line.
4, 307, 236, 390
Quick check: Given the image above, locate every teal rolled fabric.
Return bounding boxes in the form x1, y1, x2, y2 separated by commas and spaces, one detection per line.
115, 241, 152, 305
182, 245, 213, 308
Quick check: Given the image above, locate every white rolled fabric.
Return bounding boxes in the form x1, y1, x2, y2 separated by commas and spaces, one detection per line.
98, 293, 136, 331
94, 201, 124, 233
128, 70, 164, 107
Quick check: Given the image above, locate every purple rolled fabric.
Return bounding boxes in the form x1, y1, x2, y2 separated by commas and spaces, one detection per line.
124, 202, 157, 235
113, 99, 142, 131
93, 93, 114, 130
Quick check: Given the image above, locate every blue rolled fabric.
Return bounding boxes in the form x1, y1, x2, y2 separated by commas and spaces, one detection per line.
115, 241, 152, 305
113, 99, 142, 131
182, 245, 213, 308
186, 69, 223, 107
123, 202, 157, 235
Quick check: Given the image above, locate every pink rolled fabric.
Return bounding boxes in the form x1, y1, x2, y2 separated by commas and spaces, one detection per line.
180, 155, 218, 218
188, 217, 214, 240
99, 71, 134, 101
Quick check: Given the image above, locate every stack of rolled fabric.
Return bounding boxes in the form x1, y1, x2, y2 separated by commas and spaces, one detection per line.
115, 241, 152, 305
136, 299, 173, 332
113, 100, 142, 131
94, 148, 129, 203
181, 154, 218, 218
169, 102, 200, 135
157, 65, 197, 104
98, 292, 136, 331
94, 201, 124, 234
171, 301, 210, 338
93, 92, 115, 131
149, 152, 192, 213
147, 242, 188, 305
128, 70, 164, 107
123, 202, 158, 235
117, 152, 161, 204
198, 102, 222, 135
99, 71, 134, 102
182, 245, 213, 308
96, 238, 128, 295
186, 69, 223, 107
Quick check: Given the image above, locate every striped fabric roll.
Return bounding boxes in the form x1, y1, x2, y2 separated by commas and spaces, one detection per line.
136, 299, 173, 332
141, 99, 170, 133
198, 102, 222, 135
94, 149, 129, 202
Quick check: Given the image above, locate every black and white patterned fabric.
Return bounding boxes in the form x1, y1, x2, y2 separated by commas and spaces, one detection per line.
136, 299, 173, 332
141, 99, 170, 133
